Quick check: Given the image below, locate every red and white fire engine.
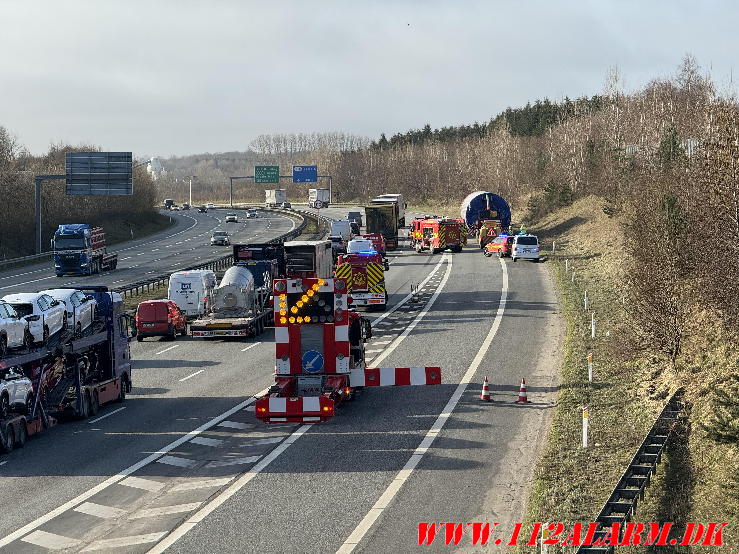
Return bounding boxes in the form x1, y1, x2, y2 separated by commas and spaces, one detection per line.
410, 217, 466, 254
254, 276, 441, 423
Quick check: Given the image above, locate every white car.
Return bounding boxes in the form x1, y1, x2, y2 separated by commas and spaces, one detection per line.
40, 289, 97, 337
511, 234, 541, 262
0, 300, 30, 355
0, 368, 33, 419
2, 293, 66, 344
225, 213, 238, 223
206, 203, 215, 209
246, 210, 258, 219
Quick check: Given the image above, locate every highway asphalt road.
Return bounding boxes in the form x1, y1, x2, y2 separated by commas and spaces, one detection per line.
0, 213, 563, 553
0, 208, 297, 295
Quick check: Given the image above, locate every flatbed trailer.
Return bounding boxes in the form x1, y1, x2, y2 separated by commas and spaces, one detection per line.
190, 288, 272, 338
0, 287, 134, 452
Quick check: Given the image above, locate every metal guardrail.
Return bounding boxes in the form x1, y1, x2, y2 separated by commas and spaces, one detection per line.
576, 389, 686, 553
112, 208, 312, 299
0, 251, 52, 268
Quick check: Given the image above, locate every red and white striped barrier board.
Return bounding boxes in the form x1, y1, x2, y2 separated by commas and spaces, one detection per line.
349, 367, 442, 387
255, 395, 335, 423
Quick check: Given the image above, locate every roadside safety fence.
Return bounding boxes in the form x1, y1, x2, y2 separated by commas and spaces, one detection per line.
112, 207, 311, 299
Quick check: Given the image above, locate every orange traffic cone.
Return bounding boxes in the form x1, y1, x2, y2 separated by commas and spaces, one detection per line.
515, 378, 531, 403
480, 376, 491, 402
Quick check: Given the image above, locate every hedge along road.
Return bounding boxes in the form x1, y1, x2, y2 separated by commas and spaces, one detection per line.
0, 208, 296, 294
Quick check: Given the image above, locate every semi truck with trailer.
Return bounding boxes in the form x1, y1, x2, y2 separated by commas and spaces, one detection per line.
371, 194, 407, 226
308, 188, 331, 208
0, 286, 134, 452
190, 264, 274, 338
52, 224, 118, 276
364, 204, 400, 251
265, 189, 287, 208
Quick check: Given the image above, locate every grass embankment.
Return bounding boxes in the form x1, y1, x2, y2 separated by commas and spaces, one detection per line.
523, 196, 738, 552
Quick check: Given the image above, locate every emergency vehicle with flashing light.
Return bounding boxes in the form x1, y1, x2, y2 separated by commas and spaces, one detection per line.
334, 240, 388, 310
483, 234, 514, 258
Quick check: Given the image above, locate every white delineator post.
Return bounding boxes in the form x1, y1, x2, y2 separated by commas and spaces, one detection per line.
565, 259, 569, 272
541, 526, 550, 554
591, 312, 596, 338
584, 289, 589, 311
587, 352, 593, 382
582, 407, 589, 448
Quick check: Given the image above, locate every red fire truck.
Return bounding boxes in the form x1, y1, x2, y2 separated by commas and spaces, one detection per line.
254, 277, 441, 423
410, 217, 466, 254
334, 245, 387, 310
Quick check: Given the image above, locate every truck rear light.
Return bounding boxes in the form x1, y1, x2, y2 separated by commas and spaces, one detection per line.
322, 406, 332, 412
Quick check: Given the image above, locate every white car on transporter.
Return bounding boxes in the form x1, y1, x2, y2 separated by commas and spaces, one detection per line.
0, 367, 33, 420
39, 289, 97, 337
1, 293, 66, 345
0, 300, 31, 356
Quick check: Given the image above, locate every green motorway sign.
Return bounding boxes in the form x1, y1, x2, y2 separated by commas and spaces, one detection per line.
255, 165, 280, 184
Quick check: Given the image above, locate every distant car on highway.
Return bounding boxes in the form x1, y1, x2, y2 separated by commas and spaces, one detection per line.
225, 213, 238, 223
206, 203, 215, 209
281, 202, 292, 209
2, 293, 66, 345
171, 205, 181, 211
210, 231, 230, 246
246, 210, 258, 219
39, 289, 96, 337
511, 234, 541, 262
0, 300, 31, 355
0, 367, 33, 419
197, 206, 207, 213
182, 203, 190, 210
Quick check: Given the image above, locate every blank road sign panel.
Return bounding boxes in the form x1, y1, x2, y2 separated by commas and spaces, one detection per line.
292, 165, 317, 183
65, 152, 133, 195
255, 165, 280, 184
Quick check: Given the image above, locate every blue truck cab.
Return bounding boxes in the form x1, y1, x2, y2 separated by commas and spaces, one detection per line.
52, 224, 118, 276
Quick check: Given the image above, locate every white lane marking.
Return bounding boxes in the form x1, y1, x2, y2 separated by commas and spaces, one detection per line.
1, 391, 268, 549
217, 420, 252, 430
179, 370, 204, 382
121, 257, 132, 260
82, 532, 167, 551
364, 349, 383, 354
130, 503, 202, 520
189, 437, 223, 447
204, 456, 261, 468
120, 477, 165, 492
88, 407, 126, 424
156, 455, 197, 468
170, 478, 233, 492
337, 257, 508, 553
155, 345, 179, 355
240, 342, 261, 352
0, 460, 8, 466
368, 254, 452, 367
239, 437, 283, 446
371, 340, 392, 345
147, 425, 311, 553
74, 502, 127, 519
22, 530, 82, 549
0, 274, 55, 291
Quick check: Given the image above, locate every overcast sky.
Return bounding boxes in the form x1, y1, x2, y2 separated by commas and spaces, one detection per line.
0, 0, 735, 157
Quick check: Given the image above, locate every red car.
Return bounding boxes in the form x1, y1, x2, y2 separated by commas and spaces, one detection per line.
135, 300, 187, 341
483, 235, 514, 258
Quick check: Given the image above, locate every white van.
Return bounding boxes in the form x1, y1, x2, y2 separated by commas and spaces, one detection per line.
168, 270, 218, 318
329, 220, 353, 242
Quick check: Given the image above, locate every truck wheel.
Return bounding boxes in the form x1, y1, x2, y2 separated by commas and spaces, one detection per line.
0, 394, 9, 420
136, 334, 143, 342
116, 376, 128, 403
1, 424, 14, 453
512, 257, 518, 262
180, 325, 187, 337
78, 391, 90, 420
90, 390, 99, 416
15, 421, 27, 448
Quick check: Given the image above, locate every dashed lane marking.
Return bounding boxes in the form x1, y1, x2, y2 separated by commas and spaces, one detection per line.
217, 420, 252, 430
204, 456, 261, 468
189, 437, 224, 447
88, 407, 126, 424
170, 478, 234, 492
179, 369, 204, 382
155, 345, 179, 356
240, 342, 261, 352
